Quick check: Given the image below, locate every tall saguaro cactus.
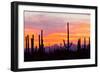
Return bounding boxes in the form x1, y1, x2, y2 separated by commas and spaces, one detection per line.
77, 38, 81, 51
25, 35, 29, 53
67, 22, 69, 51
89, 37, 90, 47
84, 37, 86, 49
27, 35, 29, 49
87, 37, 90, 49
41, 30, 44, 50
31, 34, 34, 54
89, 37, 90, 44
25, 36, 27, 49
38, 30, 44, 54
38, 34, 41, 49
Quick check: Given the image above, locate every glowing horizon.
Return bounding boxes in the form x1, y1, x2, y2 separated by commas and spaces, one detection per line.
24, 11, 90, 48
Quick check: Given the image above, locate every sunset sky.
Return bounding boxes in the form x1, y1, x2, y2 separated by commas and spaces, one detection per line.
24, 11, 90, 48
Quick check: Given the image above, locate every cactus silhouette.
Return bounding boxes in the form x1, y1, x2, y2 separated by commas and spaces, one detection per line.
27, 35, 29, 49
38, 30, 44, 55
84, 37, 86, 49
25, 35, 29, 53
62, 22, 72, 51
63, 40, 66, 48
67, 22, 69, 51
41, 30, 44, 49
77, 38, 81, 51
38, 34, 41, 49
63, 39, 72, 49
87, 37, 90, 49
25, 36, 27, 49
31, 34, 34, 54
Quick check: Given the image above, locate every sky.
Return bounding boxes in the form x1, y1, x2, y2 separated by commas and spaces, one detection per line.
24, 11, 90, 48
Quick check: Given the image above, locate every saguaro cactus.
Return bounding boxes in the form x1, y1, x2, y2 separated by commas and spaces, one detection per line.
87, 37, 90, 49
77, 38, 81, 51
38, 34, 41, 49
89, 37, 90, 45
25, 35, 29, 53
25, 36, 27, 49
31, 34, 34, 54
63, 40, 66, 48
40, 30, 44, 52
27, 35, 29, 49
25, 36, 27, 53
67, 22, 69, 51
84, 37, 86, 49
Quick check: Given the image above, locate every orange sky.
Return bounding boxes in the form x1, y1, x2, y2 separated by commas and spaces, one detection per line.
24, 11, 90, 48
